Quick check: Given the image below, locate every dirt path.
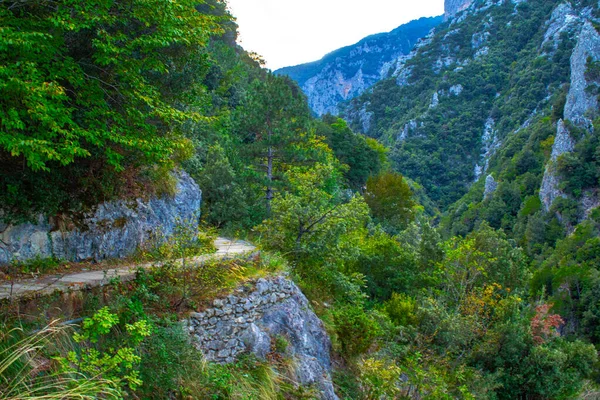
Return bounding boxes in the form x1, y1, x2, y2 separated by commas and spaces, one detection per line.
0, 238, 256, 300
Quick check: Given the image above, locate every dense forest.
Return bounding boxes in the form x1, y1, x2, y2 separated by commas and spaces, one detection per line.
1, 0, 600, 399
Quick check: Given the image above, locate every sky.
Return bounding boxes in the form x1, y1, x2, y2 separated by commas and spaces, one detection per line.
226, 0, 445, 70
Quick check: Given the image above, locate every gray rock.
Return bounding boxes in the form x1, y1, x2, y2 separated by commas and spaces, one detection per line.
542, 3, 581, 53
398, 119, 417, 141
256, 278, 270, 294
445, 0, 474, 20
190, 312, 204, 320
484, 175, 498, 199
358, 103, 374, 133
429, 92, 440, 109
551, 120, 575, 160
581, 190, 600, 220
217, 348, 231, 358
188, 277, 338, 400
449, 84, 464, 96
540, 120, 574, 211
0, 171, 201, 264
476, 118, 501, 179
475, 46, 490, 58
274, 18, 441, 117
565, 22, 600, 129
213, 299, 224, 307
472, 31, 490, 49
240, 323, 271, 359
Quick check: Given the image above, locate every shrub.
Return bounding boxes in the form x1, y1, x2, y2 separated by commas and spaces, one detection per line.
333, 305, 380, 357
383, 293, 419, 327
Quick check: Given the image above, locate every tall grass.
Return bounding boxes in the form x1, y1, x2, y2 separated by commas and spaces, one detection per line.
0, 323, 120, 400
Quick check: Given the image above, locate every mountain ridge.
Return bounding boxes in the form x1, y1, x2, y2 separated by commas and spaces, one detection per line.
274, 16, 443, 115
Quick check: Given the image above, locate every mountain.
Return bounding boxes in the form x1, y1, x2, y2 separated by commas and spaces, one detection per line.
274, 16, 443, 116
344, 0, 600, 220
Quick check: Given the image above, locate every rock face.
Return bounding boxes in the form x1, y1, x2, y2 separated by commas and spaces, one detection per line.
188, 276, 338, 400
564, 21, 600, 129
0, 171, 201, 264
475, 118, 500, 181
484, 174, 498, 199
445, 0, 474, 20
538, 18, 600, 215
541, 2, 582, 53
275, 16, 442, 116
540, 120, 574, 211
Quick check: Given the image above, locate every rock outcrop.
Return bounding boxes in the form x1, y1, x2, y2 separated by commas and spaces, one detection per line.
445, 0, 474, 20
540, 120, 574, 211
541, 3, 581, 53
538, 18, 600, 215
0, 171, 201, 264
475, 118, 500, 181
564, 21, 600, 129
484, 174, 498, 199
187, 276, 338, 400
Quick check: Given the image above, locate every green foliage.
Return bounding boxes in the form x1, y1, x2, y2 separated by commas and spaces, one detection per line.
346, 0, 570, 209
61, 307, 151, 391
273, 334, 289, 353
358, 357, 403, 399
333, 305, 380, 357
364, 172, 417, 232
349, 228, 418, 300
3, 256, 64, 276
137, 324, 206, 399
146, 220, 216, 263
317, 116, 386, 189
258, 162, 370, 262
0, 324, 121, 399
433, 224, 529, 307
383, 292, 419, 326
194, 144, 253, 229
0, 0, 217, 172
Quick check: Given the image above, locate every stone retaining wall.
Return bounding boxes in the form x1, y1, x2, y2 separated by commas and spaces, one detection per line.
187, 276, 338, 400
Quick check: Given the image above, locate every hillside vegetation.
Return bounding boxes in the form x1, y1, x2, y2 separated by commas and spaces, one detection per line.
1, 0, 600, 399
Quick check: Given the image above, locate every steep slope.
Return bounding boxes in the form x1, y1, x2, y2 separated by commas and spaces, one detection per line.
274, 16, 442, 116
344, 0, 599, 211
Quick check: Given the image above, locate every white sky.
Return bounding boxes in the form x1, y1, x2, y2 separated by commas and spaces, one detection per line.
226, 0, 445, 70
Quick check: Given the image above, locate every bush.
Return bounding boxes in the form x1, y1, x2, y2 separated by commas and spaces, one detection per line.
383, 293, 419, 327
333, 305, 380, 357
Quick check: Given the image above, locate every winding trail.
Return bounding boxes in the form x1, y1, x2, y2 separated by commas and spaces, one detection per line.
0, 238, 256, 301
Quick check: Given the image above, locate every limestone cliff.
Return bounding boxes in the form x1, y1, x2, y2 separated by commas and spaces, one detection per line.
564, 21, 600, 129
540, 120, 575, 211
539, 17, 600, 212
275, 16, 442, 116
0, 171, 201, 264
187, 276, 338, 400
445, 0, 474, 20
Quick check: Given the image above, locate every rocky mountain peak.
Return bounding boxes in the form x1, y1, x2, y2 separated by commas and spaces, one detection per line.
445, 0, 474, 20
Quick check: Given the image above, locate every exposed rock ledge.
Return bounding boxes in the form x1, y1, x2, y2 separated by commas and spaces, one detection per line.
0, 171, 201, 265
187, 276, 338, 400
540, 120, 574, 211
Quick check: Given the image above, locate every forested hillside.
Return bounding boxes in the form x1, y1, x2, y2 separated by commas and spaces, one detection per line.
2, 0, 600, 399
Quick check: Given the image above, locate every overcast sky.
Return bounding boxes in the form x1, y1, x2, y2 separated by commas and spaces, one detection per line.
226, 0, 444, 70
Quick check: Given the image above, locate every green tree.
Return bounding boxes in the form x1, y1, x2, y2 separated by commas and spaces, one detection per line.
317, 115, 386, 189
235, 73, 312, 215
0, 0, 221, 220
364, 172, 417, 232
0, 0, 219, 172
